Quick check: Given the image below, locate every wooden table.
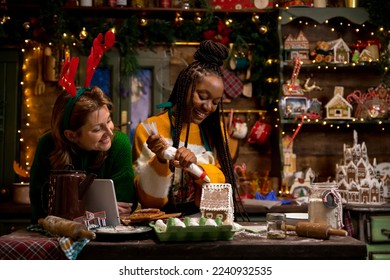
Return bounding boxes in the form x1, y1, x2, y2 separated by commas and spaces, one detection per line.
78, 222, 365, 260
0, 222, 367, 260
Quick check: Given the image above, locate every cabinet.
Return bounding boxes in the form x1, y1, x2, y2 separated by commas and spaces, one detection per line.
345, 204, 390, 260
277, 8, 388, 183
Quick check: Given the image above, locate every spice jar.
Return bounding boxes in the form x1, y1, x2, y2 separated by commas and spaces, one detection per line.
266, 213, 286, 239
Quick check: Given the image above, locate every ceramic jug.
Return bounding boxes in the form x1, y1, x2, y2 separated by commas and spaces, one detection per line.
48, 167, 96, 220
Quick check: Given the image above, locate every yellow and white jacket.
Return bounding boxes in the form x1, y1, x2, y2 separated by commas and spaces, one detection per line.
132, 111, 226, 210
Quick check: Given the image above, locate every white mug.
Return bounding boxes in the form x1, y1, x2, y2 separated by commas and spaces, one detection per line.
80, 0, 93, 7
231, 122, 248, 139
313, 0, 327, 7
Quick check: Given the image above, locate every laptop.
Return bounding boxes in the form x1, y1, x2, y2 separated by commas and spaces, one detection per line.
82, 179, 121, 226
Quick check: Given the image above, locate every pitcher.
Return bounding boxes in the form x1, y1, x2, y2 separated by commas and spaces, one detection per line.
48, 167, 96, 220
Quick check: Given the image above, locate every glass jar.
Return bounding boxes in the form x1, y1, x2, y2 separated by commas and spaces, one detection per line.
117, 0, 128, 6
266, 213, 286, 239
308, 183, 343, 229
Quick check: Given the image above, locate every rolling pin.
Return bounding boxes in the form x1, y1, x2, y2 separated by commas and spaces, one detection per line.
285, 221, 347, 239
38, 215, 96, 240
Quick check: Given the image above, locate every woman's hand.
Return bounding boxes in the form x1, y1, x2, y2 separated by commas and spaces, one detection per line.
146, 134, 169, 162
117, 202, 133, 215
172, 146, 197, 169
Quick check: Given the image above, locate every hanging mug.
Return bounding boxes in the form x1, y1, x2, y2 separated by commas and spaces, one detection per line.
231, 119, 248, 140
247, 121, 271, 145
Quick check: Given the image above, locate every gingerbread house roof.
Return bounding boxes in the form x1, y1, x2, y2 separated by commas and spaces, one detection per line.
328, 38, 351, 52
284, 31, 309, 49
325, 93, 353, 109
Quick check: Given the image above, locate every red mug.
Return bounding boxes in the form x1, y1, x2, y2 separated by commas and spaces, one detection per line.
247, 121, 271, 145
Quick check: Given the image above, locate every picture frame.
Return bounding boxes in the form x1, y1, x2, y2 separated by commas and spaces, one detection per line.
281, 96, 308, 118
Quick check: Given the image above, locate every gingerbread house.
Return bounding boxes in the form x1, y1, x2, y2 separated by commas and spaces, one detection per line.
325, 87, 353, 119
335, 130, 386, 205
284, 31, 310, 61
290, 168, 315, 198
359, 49, 374, 62
200, 183, 234, 223
328, 38, 351, 63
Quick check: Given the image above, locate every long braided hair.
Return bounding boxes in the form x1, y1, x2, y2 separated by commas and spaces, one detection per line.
167, 40, 249, 221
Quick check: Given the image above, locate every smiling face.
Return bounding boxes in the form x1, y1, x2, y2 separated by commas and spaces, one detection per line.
64, 104, 114, 151
185, 74, 224, 124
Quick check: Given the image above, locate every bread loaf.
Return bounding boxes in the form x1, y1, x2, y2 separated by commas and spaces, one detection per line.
38, 215, 96, 240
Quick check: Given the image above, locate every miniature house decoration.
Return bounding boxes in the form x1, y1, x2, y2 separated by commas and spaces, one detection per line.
328, 38, 351, 63
335, 130, 386, 205
325, 86, 353, 119
290, 168, 316, 198
74, 211, 107, 229
200, 183, 234, 223
359, 49, 374, 62
284, 31, 310, 61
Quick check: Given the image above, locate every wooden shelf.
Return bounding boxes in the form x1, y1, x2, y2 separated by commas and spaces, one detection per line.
6, 3, 275, 20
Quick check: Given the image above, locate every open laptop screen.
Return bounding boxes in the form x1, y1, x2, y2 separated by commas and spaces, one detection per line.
82, 179, 121, 226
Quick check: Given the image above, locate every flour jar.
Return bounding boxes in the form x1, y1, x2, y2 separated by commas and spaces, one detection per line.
308, 183, 343, 229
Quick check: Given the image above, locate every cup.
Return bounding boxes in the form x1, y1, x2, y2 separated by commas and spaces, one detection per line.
80, 0, 93, 6
231, 122, 248, 139
247, 121, 271, 145
345, 0, 358, 8
313, 0, 327, 8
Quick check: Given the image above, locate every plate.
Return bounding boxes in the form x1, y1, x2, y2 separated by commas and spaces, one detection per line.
92, 225, 152, 241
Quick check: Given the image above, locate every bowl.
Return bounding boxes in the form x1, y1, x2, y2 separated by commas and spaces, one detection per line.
13, 183, 30, 204
285, 213, 308, 226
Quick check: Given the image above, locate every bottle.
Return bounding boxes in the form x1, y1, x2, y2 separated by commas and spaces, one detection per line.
108, 0, 117, 7
160, 0, 170, 8
117, 0, 127, 6
266, 213, 286, 239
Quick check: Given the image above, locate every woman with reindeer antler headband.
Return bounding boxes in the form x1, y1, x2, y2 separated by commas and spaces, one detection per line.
29, 31, 137, 224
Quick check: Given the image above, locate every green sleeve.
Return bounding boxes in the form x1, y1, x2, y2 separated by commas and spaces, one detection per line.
29, 133, 53, 224
101, 131, 136, 206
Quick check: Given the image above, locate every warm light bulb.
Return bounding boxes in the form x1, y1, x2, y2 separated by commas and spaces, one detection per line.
259, 25, 268, 34
139, 18, 148, 26
79, 27, 88, 40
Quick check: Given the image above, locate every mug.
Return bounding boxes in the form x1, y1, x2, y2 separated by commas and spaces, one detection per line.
247, 121, 271, 145
80, 0, 93, 6
231, 121, 248, 139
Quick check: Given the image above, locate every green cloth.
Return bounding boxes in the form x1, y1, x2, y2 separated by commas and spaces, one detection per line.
29, 131, 135, 224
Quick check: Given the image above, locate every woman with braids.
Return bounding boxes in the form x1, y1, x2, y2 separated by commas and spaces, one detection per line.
132, 40, 247, 219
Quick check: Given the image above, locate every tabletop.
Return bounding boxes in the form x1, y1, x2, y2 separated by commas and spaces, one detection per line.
0, 222, 367, 260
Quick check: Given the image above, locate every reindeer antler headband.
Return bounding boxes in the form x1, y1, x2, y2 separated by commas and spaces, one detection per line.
59, 30, 115, 130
